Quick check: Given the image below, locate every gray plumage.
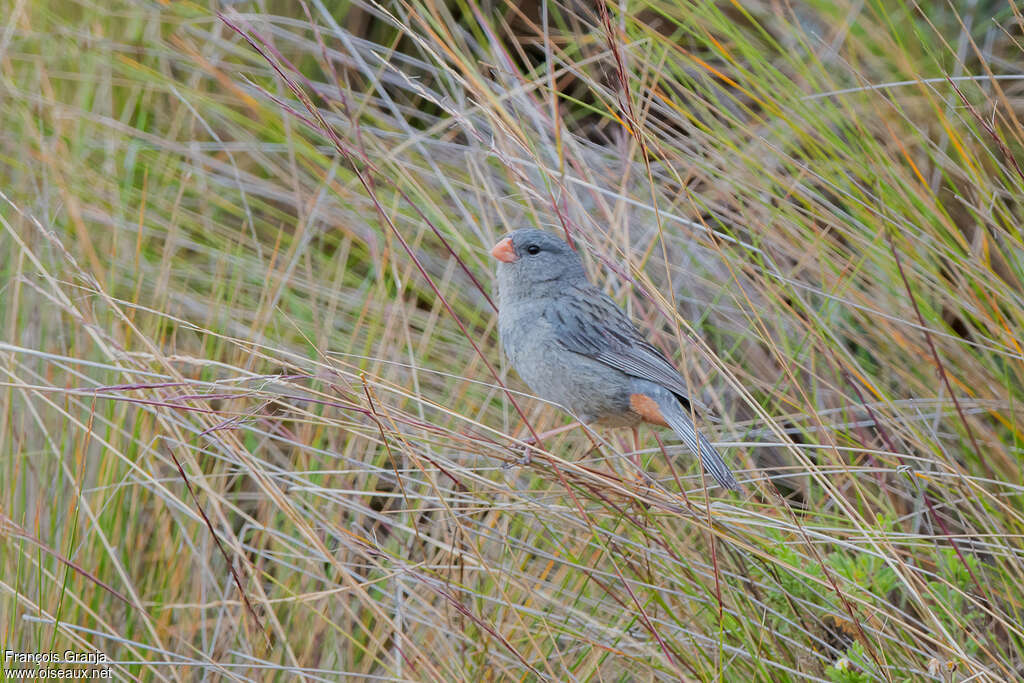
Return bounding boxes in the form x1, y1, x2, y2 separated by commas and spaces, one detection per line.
493, 228, 740, 490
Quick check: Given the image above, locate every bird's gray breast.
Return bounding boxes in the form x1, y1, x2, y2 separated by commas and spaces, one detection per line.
498, 299, 633, 424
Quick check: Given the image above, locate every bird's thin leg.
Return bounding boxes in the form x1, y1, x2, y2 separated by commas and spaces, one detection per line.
575, 424, 605, 461
507, 421, 583, 466
517, 421, 582, 446
630, 426, 643, 471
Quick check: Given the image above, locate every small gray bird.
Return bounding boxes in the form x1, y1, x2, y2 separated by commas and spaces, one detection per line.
492, 228, 740, 490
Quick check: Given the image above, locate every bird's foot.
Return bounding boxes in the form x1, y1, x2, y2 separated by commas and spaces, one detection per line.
502, 439, 537, 469
629, 468, 656, 487
501, 422, 583, 469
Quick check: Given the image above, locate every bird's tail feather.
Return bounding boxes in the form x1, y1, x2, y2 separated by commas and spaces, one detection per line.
649, 386, 740, 491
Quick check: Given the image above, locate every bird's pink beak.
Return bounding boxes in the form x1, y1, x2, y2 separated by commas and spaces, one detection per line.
490, 237, 517, 263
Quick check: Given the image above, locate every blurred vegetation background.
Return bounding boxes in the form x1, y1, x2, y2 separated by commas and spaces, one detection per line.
2, 0, 1023, 680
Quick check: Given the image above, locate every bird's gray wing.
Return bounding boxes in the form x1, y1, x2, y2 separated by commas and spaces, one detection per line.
544, 285, 713, 415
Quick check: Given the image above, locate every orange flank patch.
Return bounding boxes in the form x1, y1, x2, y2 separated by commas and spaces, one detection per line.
630, 394, 669, 427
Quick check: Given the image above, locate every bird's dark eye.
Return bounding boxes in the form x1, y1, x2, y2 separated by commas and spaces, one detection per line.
524, 244, 541, 255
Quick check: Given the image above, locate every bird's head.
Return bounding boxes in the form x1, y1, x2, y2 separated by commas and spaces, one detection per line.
491, 229, 587, 302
